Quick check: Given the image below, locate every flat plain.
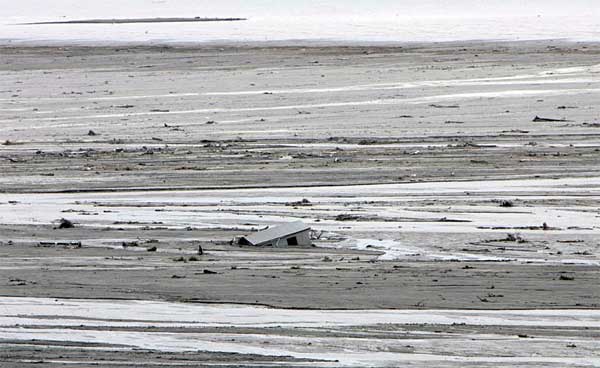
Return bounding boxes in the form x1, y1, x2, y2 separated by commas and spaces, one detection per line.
0, 41, 599, 366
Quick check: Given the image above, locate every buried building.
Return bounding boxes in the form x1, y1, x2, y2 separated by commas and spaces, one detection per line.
238, 221, 312, 247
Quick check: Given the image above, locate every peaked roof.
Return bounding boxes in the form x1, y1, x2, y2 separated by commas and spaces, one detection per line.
242, 221, 310, 245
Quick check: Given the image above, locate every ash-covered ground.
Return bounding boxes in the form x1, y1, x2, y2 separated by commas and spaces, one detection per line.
0, 42, 599, 367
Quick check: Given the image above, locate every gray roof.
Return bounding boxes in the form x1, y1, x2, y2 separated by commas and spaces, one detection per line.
242, 221, 310, 246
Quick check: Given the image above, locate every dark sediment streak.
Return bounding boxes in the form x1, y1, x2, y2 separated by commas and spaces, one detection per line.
20, 17, 247, 25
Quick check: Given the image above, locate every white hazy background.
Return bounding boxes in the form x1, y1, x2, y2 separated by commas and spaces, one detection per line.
0, 0, 599, 44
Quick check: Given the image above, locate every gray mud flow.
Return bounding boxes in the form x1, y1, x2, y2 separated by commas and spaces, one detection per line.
1, 41, 599, 367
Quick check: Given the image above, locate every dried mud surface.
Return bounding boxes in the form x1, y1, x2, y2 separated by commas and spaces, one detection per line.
1, 41, 599, 367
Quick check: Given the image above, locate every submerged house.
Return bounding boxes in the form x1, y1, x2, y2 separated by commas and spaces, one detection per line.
238, 221, 312, 247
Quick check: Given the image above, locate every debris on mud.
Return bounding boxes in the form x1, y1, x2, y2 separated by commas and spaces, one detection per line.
430, 104, 460, 108
238, 221, 312, 247
335, 214, 361, 221
285, 198, 312, 207
478, 223, 559, 231
559, 274, 575, 281
582, 122, 600, 128
38, 241, 82, 248
8, 277, 37, 286
57, 218, 74, 229
504, 233, 527, 243
533, 116, 571, 122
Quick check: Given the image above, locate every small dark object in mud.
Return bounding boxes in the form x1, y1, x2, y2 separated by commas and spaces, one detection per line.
171, 275, 186, 279
438, 217, 471, 223
478, 223, 558, 231
573, 250, 592, 255
188, 256, 199, 262
532, 116, 570, 122
87, 130, 98, 136
147, 246, 157, 252
203, 269, 217, 274
122, 241, 139, 247
335, 214, 361, 221
559, 274, 575, 281
499, 200, 514, 207
2, 140, 14, 146
116, 104, 134, 109
151, 137, 163, 141
173, 256, 186, 262
206, 120, 216, 125
430, 104, 459, 109
150, 109, 170, 112
58, 218, 74, 229
38, 241, 82, 248
286, 198, 312, 207
197, 245, 204, 255
9, 277, 35, 286
445, 120, 464, 124
504, 233, 527, 243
